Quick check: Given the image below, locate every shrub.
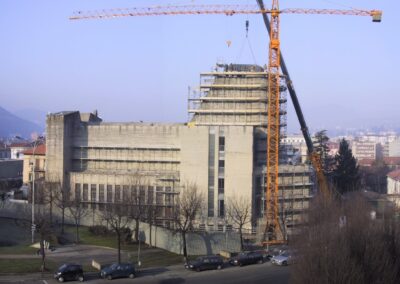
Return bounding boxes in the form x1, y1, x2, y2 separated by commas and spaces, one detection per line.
89, 225, 110, 236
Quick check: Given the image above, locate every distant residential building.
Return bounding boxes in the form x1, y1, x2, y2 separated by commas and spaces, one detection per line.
10, 142, 32, 160
22, 144, 46, 184
388, 139, 400, 157
0, 143, 10, 159
383, 157, 400, 170
281, 134, 308, 163
352, 140, 377, 160
387, 169, 400, 195
327, 141, 339, 157
0, 159, 23, 190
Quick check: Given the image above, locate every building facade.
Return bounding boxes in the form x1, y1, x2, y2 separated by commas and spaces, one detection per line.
46, 64, 313, 234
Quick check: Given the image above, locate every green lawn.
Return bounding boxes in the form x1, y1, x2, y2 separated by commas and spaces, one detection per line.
132, 249, 184, 268
0, 245, 37, 255
0, 259, 57, 274
65, 225, 139, 251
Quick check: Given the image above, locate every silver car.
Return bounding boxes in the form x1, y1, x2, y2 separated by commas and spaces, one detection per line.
271, 252, 295, 266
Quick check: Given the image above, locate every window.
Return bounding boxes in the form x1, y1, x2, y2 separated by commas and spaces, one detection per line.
218, 178, 224, 194
218, 160, 225, 168
99, 184, 105, 202
139, 186, 146, 204
75, 184, 81, 201
82, 184, 88, 201
90, 184, 97, 202
218, 200, 225, 217
107, 185, 113, 202
219, 136, 225, 152
115, 185, 121, 203
123, 185, 129, 201
148, 186, 154, 204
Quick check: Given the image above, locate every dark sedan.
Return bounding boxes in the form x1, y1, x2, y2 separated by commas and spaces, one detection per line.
185, 255, 224, 272
229, 251, 264, 266
100, 263, 136, 280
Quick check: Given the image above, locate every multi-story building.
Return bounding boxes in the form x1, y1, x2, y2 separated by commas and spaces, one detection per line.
46, 64, 313, 234
22, 144, 46, 184
9, 142, 32, 160
352, 140, 377, 160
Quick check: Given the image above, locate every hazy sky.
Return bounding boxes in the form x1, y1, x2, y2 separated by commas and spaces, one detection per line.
0, 0, 397, 133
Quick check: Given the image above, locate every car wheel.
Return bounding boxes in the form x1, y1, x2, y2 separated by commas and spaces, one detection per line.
129, 273, 135, 279
282, 261, 288, 266
107, 275, 112, 280
58, 277, 64, 283
258, 259, 263, 264
196, 267, 201, 272
78, 275, 84, 282
217, 265, 222, 270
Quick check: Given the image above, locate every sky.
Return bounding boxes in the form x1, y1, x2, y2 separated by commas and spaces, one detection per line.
0, 0, 398, 134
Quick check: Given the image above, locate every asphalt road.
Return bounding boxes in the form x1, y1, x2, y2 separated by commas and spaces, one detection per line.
4, 261, 290, 284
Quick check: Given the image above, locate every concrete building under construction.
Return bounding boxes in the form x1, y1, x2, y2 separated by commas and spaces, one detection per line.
46, 63, 313, 236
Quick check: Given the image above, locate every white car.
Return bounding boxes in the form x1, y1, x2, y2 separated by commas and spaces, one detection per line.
271, 252, 295, 266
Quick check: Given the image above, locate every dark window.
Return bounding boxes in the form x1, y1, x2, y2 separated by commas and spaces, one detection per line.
99, 184, 104, 202
82, 184, 88, 201
107, 185, 113, 202
218, 160, 225, 168
219, 136, 225, 151
75, 184, 81, 201
139, 186, 146, 204
99, 184, 105, 202
90, 184, 97, 201
219, 200, 225, 217
115, 185, 121, 202
123, 185, 129, 201
148, 186, 154, 204
218, 178, 224, 194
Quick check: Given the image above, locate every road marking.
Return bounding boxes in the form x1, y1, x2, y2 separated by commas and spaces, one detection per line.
42, 280, 48, 284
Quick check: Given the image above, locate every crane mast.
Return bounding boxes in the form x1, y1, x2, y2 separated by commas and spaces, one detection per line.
265, 0, 282, 242
70, 2, 382, 245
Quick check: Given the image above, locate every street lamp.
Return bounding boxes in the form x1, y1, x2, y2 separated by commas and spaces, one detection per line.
30, 136, 45, 244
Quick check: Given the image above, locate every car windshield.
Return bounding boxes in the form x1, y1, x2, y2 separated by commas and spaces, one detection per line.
58, 264, 68, 271
280, 253, 289, 257
110, 263, 118, 269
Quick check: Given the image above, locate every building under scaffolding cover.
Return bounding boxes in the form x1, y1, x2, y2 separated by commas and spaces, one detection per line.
46, 63, 313, 237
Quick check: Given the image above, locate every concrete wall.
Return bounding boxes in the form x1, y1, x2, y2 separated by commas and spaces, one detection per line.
0, 203, 240, 255
0, 159, 23, 180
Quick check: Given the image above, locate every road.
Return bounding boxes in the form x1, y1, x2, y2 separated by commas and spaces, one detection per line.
0, 261, 290, 284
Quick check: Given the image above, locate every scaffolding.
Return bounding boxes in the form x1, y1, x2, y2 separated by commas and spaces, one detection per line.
188, 64, 287, 127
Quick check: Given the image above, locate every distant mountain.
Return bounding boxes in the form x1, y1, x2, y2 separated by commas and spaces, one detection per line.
13, 108, 47, 129
0, 106, 44, 139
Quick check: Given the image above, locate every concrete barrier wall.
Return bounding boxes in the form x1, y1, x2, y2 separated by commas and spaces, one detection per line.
0, 202, 240, 255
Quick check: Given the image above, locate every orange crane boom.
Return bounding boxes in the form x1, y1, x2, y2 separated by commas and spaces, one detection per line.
70, 3, 382, 244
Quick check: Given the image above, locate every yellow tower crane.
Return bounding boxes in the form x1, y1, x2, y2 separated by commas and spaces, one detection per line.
70, 3, 382, 244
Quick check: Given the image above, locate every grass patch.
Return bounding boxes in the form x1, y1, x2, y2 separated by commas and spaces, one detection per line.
131, 249, 183, 268
0, 244, 37, 255
0, 259, 57, 274
65, 225, 138, 251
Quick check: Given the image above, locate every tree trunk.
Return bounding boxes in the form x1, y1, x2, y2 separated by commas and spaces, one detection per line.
182, 231, 188, 261
75, 221, 79, 244
61, 207, 65, 234
135, 219, 139, 242
40, 238, 46, 272
117, 231, 121, 264
239, 225, 244, 251
149, 223, 152, 248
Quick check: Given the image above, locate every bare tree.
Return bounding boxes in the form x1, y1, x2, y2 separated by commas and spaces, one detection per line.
66, 197, 88, 244
145, 202, 158, 248
172, 183, 204, 261
226, 195, 251, 251
100, 202, 131, 264
292, 193, 400, 284
54, 182, 69, 234
125, 174, 147, 242
19, 194, 53, 272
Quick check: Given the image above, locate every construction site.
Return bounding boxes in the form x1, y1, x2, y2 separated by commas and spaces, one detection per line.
43, 1, 383, 247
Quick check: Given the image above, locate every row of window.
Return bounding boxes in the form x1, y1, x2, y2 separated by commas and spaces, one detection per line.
74, 183, 175, 205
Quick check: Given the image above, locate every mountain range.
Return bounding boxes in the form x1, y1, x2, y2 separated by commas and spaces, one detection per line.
0, 106, 44, 139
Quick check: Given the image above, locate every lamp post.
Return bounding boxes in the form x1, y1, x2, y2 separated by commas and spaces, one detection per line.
30, 136, 44, 244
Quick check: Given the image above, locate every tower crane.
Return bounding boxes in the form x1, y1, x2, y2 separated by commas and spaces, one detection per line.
70, 3, 382, 244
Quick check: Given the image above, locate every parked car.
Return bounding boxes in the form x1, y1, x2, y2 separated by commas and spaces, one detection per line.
100, 263, 136, 280
229, 251, 264, 266
271, 251, 295, 266
54, 264, 84, 282
185, 255, 224, 272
